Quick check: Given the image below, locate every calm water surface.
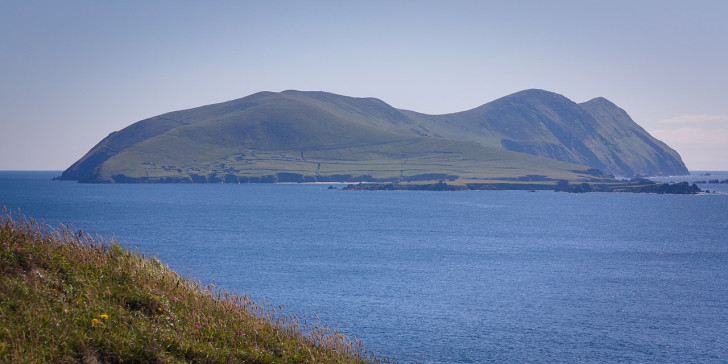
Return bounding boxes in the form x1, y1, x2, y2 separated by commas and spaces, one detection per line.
1, 171, 727, 363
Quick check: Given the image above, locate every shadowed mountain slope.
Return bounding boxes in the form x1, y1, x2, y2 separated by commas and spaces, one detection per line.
60, 90, 687, 183
399, 89, 688, 177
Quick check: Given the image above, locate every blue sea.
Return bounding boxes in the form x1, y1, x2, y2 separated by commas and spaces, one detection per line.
1, 171, 727, 363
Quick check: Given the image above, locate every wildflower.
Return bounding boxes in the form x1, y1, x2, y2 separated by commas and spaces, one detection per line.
91, 318, 100, 326
157, 307, 163, 312
236, 330, 244, 336
100, 314, 109, 320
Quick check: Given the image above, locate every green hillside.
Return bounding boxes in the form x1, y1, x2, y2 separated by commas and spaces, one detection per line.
60, 89, 687, 183
0, 212, 379, 363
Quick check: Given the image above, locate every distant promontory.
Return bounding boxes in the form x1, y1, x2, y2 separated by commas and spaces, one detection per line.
59, 89, 689, 185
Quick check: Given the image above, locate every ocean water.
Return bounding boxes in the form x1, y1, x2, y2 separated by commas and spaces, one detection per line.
1, 171, 727, 363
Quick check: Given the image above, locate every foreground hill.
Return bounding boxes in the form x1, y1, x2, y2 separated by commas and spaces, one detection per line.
59, 90, 687, 183
0, 212, 377, 363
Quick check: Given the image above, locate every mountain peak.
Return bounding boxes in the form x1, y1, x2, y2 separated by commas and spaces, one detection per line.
512, 88, 556, 96
489, 89, 575, 108
507, 88, 565, 99
582, 96, 618, 108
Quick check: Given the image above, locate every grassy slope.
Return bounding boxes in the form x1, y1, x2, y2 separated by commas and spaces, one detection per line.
0, 211, 381, 363
100, 138, 595, 183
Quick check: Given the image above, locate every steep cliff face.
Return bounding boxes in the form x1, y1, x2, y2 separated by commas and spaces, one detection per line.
60, 89, 688, 183
578, 97, 688, 176
491, 90, 687, 176
401, 89, 688, 177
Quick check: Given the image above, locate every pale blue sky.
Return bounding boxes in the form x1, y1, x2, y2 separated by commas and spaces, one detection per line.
1, 1, 727, 171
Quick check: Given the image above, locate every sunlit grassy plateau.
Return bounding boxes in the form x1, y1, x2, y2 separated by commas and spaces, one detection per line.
0, 210, 384, 363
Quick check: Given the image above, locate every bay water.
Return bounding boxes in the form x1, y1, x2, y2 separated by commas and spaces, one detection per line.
1, 171, 727, 363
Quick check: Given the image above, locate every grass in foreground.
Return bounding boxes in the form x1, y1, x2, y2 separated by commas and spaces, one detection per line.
0, 210, 385, 363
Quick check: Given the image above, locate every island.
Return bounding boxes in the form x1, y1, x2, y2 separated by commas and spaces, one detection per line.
58, 89, 689, 191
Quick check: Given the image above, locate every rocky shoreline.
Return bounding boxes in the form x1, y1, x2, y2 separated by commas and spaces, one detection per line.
340, 179, 702, 194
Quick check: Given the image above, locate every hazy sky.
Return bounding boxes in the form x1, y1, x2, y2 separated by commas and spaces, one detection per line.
1, 1, 727, 171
